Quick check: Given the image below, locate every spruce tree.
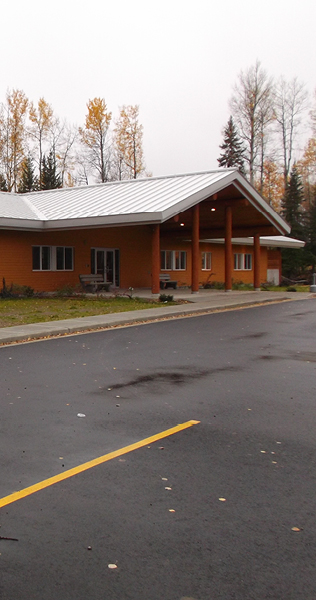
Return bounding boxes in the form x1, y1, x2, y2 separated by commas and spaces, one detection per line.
281, 165, 305, 239
281, 165, 307, 278
217, 116, 245, 174
18, 157, 39, 193
306, 188, 316, 271
41, 150, 62, 190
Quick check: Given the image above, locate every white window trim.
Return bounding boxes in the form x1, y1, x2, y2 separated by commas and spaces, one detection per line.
201, 252, 212, 271
161, 250, 187, 271
234, 253, 252, 271
32, 246, 74, 271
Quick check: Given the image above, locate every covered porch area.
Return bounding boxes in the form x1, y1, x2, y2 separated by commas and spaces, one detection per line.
150, 175, 290, 294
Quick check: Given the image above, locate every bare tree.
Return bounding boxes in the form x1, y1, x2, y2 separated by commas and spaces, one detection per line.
29, 98, 54, 184
274, 77, 308, 187
79, 98, 112, 183
230, 61, 274, 186
54, 121, 77, 186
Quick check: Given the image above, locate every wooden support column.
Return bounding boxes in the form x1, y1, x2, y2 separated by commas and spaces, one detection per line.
253, 234, 261, 291
151, 224, 160, 294
225, 206, 233, 292
191, 204, 200, 293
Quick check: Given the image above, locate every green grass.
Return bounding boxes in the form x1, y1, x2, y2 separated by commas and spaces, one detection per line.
0, 296, 168, 328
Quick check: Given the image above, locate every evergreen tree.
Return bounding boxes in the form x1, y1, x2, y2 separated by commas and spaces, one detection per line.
217, 116, 245, 173
281, 165, 309, 278
18, 157, 39, 193
281, 165, 305, 238
41, 150, 62, 190
305, 187, 316, 271
0, 173, 8, 191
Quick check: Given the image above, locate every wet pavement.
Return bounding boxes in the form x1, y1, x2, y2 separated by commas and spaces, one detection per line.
0, 288, 313, 344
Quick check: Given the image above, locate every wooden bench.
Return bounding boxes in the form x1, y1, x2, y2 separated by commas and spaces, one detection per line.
159, 273, 177, 290
79, 274, 111, 293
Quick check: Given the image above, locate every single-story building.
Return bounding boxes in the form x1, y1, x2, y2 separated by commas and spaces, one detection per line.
0, 169, 300, 294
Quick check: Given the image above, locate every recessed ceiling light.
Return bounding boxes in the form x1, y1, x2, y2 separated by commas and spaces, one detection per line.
211, 208, 216, 212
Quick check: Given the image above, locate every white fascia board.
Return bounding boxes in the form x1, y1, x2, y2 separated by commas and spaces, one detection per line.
41, 212, 162, 230
260, 236, 305, 248
0, 218, 44, 230
233, 175, 290, 235
201, 236, 305, 248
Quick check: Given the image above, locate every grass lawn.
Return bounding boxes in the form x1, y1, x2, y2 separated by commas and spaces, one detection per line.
0, 296, 167, 328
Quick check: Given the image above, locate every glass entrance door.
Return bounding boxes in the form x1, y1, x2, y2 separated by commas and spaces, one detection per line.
91, 248, 117, 285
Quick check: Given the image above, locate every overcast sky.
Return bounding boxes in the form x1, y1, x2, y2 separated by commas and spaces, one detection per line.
1, 0, 316, 178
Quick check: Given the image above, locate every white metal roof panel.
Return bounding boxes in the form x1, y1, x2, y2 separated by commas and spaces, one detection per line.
23, 170, 232, 220
0, 191, 45, 221
0, 170, 290, 235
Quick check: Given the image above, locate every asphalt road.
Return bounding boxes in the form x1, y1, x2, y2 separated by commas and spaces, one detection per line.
0, 299, 316, 600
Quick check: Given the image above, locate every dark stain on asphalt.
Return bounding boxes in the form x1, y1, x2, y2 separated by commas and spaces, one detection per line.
259, 352, 316, 363
101, 365, 243, 391
235, 332, 266, 340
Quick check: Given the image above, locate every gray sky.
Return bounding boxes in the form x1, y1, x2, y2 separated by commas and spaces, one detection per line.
2, 0, 316, 177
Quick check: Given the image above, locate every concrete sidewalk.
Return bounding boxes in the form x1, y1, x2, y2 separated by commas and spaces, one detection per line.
0, 289, 314, 345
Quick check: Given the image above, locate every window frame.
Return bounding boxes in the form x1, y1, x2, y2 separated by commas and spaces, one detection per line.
234, 252, 252, 271
32, 246, 74, 271
201, 251, 212, 271
160, 250, 187, 271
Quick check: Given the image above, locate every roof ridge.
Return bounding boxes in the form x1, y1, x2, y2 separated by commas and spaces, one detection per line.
22, 195, 46, 220
23, 169, 237, 196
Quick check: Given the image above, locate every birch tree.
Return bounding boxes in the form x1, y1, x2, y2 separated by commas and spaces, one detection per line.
230, 61, 274, 186
29, 97, 54, 183
274, 77, 308, 187
79, 98, 112, 182
0, 89, 28, 192
114, 105, 145, 179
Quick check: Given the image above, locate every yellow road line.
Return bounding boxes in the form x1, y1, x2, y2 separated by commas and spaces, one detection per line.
0, 420, 200, 509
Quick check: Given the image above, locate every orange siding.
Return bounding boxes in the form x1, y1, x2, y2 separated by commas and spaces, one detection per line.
0, 226, 153, 292
160, 238, 268, 287
0, 226, 270, 292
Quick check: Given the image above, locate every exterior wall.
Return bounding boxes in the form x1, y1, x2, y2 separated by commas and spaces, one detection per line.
267, 249, 282, 284
232, 244, 268, 286
160, 237, 268, 288
0, 226, 153, 292
0, 225, 273, 292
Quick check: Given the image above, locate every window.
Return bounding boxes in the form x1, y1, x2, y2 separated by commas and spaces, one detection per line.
234, 253, 252, 270
160, 250, 186, 270
201, 252, 212, 270
32, 246, 74, 271
56, 247, 73, 270
244, 253, 252, 270
32, 246, 51, 271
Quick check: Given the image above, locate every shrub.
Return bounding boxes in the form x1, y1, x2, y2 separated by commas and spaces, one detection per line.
159, 293, 174, 302
0, 279, 34, 298
211, 281, 225, 290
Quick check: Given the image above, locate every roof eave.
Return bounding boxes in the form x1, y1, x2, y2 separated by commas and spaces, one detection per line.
0, 218, 44, 230
41, 212, 163, 230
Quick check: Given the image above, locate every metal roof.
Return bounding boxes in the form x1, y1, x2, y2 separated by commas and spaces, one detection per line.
0, 170, 290, 234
